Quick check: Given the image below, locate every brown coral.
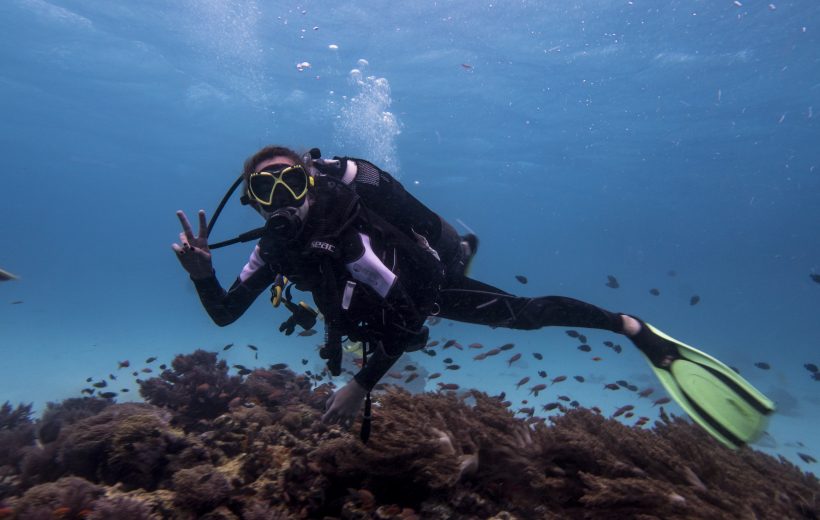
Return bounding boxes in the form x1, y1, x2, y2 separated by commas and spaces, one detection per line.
0, 349, 817, 520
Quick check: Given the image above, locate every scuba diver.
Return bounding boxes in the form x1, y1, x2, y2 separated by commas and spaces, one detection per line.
174, 145, 775, 448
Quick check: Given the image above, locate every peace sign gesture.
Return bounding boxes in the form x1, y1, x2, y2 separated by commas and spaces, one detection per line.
172, 210, 214, 279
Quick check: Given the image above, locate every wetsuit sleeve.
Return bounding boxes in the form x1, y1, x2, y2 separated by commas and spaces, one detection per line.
191, 245, 276, 326
338, 231, 429, 391
353, 343, 402, 392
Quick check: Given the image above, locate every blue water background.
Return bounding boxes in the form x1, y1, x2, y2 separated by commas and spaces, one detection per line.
1, 0, 819, 470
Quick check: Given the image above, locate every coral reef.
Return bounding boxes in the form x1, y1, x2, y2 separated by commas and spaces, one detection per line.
0, 349, 817, 519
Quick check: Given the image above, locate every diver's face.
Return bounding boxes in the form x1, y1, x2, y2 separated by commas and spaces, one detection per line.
251, 156, 297, 219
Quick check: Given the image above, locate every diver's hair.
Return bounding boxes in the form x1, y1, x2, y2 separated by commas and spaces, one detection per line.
242, 145, 306, 182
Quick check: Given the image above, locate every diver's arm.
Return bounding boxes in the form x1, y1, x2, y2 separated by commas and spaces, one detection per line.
353, 341, 403, 391
192, 245, 275, 326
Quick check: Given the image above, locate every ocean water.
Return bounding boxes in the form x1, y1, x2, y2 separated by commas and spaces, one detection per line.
1, 0, 818, 475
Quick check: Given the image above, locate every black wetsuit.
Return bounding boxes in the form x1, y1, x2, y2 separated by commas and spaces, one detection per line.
191, 161, 624, 391
328, 158, 625, 333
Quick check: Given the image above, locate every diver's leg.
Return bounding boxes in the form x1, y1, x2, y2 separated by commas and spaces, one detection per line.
436, 276, 624, 333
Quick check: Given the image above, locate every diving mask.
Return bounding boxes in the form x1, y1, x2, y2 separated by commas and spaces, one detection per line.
247, 163, 311, 210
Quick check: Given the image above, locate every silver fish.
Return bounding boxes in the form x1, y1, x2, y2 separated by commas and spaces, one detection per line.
0, 268, 20, 282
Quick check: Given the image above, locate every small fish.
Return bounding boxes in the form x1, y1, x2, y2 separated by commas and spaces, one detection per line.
604, 383, 620, 390
605, 275, 620, 289
405, 373, 419, 383
566, 330, 580, 338
626, 384, 638, 392
805, 363, 819, 373
85, 377, 93, 382
754, 362, 771, 370
445, 364, 461, 370
141, 368, 153, 373
237, 368, 252, 376
532, 352, 543, 360
616, 380, 629, 387
473, 352, 488, 361
515, 377, 530, 389
233, 364, 247, 370
461, 63, 473, 70
117, 360, 130, 369
668, 270, 677, 277
92, 380, 108, 388
603, 340, 614, 347
649, 288, 660, 296
591, 406, 602, 414
247, 344, 258, 351
159, 364, 167, 370
529, 383, 547, 396
99, 392, 118, 399
0, 268, 20, 281
121, 388, 130, 393
301, 358, 309, 365
591, 356, 603, 362
468, 342, 483, 349
81, 388, 94, 395
810, 274, 820, 284
690, 295, 701, 306
577, 344, 591, 352
624, 412, 634, 419
518, 407, 535, 416
499, 343, 515, 351
132, 371, 138, 377
538, 370, 548, 378
145, 357, 157, 364
443, 357, 454, 364
570, 400, 580, 408
222, 343, 234, 351
426, 340, 440, 347
298, 329, 318, 337
437, 383, 460, 390
798, 452, 817, 464
404, 365, 417, 371
10, 300, 23, 304
652, 397, 671, 406
515, 275, 528, 284
573, 375, 585, 383
428, 372, 442, 380
425, 349, 437, 357
108, 374, 116, 380
387, 371, 403, 379
484, 348, 501, 357
612, 404, 634, 417
612, 344, 622, 354
507, 353, 522, 366
638, 388, 655, 398
542, 402, 560, 411
551, 375, 567, 384
578, 335, 587, 343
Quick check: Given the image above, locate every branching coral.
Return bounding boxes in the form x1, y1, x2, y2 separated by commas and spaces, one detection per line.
0, 351, 817, 520
139, 350, 244, 429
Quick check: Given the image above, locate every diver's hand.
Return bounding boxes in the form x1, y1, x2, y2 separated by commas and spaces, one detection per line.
172, 210, 213, 279
312, 156, 348, 178
322, 379, 367, 428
